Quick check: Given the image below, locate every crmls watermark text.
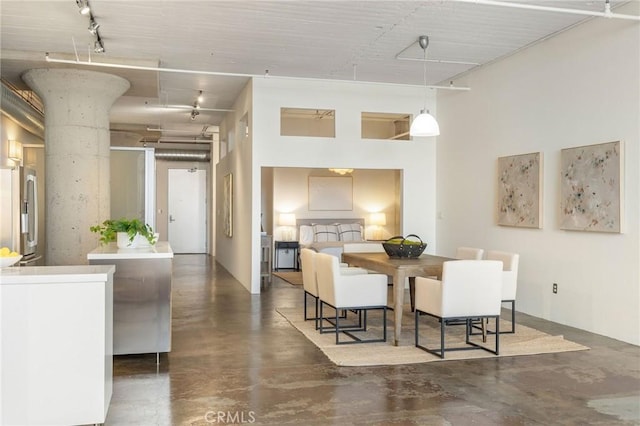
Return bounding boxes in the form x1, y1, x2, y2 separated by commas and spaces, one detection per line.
204, 410, 256, 424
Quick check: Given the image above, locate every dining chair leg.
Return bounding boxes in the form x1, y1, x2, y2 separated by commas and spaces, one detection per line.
409, 277, 416, 312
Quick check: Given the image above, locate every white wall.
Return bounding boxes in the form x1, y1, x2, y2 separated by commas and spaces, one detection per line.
247, 78, 437, 293
436, 3, 639, 345
216, 81, 254, 291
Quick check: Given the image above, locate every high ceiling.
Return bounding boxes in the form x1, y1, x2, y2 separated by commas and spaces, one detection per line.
1, 0, 635, 145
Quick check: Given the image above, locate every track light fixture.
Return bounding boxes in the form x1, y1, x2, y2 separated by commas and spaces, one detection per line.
88, 19, 100, 35
94, 39, 105, 53
189, 90, 204, 119
76, 0, 90, 15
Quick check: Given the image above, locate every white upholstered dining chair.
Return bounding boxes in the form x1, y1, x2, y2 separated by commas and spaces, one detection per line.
342, 242, 385, 254
456, 246, 484, 260
315, 252, 388, 344
486, 250, 520, 333
301, 248, 321, 327
301, 248, 368, 329
414, 260, 503, 358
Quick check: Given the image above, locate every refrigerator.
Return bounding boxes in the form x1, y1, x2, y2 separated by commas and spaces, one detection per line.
0, 166, 40, 265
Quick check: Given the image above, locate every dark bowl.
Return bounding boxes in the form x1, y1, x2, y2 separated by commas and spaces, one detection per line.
382, 234, 427, 258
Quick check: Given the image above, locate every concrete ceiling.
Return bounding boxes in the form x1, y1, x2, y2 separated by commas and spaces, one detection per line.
1, 0, 635, 145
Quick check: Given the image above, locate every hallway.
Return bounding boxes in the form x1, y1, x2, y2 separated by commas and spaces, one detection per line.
106, 255, 640, 425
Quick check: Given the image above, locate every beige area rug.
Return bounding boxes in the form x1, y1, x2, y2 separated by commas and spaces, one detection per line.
273, 271, 303, 285
276, 306, 589, 366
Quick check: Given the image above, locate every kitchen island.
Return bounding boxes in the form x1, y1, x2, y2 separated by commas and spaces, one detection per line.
0, 264, 115, 426
88, 241, 173, 359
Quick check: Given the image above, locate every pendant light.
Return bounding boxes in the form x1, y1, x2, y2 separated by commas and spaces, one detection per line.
410, 35, 440, 137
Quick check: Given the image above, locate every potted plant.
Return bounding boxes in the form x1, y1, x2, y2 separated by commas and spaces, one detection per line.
90, 218, 158, 248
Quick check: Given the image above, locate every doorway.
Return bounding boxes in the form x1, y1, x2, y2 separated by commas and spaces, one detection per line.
168, 168, 207, 253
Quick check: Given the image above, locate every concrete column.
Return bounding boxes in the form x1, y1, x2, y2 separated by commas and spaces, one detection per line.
22, 69, 130, 265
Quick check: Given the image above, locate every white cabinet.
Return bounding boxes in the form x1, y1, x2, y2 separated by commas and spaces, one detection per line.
0, 265, 115, 426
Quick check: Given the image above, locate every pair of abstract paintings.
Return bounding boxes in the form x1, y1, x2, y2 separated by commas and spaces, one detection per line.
497, 140, 623, 233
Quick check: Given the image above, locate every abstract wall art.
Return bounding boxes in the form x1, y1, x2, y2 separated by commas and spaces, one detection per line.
497, 152, 543, 228
560, 141, 623, 233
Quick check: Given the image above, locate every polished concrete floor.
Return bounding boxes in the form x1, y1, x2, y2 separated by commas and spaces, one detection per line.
106, 255, 640, 425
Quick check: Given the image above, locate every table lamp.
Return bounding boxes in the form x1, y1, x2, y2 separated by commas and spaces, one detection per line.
279, 213, 296, 241
370, 212, 387, 240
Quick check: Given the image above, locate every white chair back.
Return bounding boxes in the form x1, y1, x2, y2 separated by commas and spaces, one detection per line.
300, 248, 319, 297
416, 260, 503, 318
456, 246, 484, 260
486, 250, 519, 300
315, 252, 340, 306
343, 243, 385, 253
315, 252, 387, 309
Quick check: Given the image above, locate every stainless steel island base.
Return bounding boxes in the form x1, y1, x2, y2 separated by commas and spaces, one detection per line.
88, 242, 173, 356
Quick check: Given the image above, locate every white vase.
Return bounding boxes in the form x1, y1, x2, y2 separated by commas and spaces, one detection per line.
116, 232, 156, 249
116, 232, 136, 249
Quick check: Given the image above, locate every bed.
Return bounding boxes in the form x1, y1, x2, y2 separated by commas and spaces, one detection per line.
297, 218, 381, 259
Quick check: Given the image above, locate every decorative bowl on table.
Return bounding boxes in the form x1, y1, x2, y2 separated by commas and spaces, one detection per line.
382, 235, 427, 258
0, 254, 22, 268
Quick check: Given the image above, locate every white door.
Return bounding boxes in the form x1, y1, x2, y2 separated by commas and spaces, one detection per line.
168, 168, 207, 253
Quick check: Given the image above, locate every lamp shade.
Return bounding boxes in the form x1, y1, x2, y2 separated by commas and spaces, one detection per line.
410, 111, 440, 137
279, 213, 296, 227
370, 212, 387, 226
8, 140, 22, 162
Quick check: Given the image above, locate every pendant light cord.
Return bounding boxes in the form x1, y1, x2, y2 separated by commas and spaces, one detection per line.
422, 45, 427, 112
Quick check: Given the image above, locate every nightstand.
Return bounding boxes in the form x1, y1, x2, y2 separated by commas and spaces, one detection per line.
274, 241, 300, 271
260, 234, 272, 285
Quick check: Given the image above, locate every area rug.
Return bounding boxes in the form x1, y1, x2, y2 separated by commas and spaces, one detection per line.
276, 306, 589, 366
273, 271, 303, 285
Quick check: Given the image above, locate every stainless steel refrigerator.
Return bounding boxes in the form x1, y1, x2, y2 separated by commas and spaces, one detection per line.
0, 166, 40, 265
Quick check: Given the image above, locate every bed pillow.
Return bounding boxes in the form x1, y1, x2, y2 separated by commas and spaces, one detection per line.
299, 225, 314, 245
312, 224, 339, 242
337, 223, 363, 241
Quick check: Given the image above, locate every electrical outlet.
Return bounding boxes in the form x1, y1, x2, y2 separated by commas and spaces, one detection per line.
553, 283, 558, 294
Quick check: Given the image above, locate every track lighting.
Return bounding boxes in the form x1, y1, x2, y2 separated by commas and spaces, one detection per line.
75, 1, 104, 52
189, 90, 204, 119
94, 38, 104, 53
76, 0, 90, 15
88, 19, 100, 35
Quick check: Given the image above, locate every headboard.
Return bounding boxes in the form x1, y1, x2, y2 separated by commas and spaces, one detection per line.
296, 217, 365, 228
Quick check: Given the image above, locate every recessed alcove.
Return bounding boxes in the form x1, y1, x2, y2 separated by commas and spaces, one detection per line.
361, 112, 411, 140
280, 108, 335, 137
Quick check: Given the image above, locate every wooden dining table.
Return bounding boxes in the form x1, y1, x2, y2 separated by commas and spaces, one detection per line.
341, 252, 456, 346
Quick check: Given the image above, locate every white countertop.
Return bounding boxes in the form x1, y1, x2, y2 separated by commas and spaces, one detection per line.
87, 241, 174, 260
0, 264, 115, 285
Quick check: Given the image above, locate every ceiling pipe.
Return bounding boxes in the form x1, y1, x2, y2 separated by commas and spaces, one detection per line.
154, 150, 210, 162
453, 0, 640, 21
155, 137, 211, 144
44, 53, 470, 91
1, 81, 45, 139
